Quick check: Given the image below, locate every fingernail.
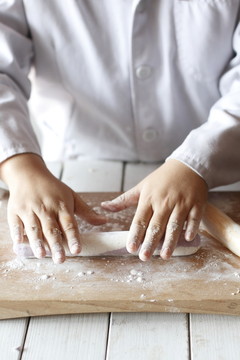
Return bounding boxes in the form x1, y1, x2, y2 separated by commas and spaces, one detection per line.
35, 247, 44, 258
101, 201, 110, 205
139, 248, 151, 262
34, 240, 45, 258
126, 223, 146, 253
160, 247, 171, 259
185, 231, 194, 242
92, 215, 108, 225
98, 214, 108, 221
127, 241, 138, 253
101, 200, 113, 207
126, 237, 140, 254
36, 244, 46, 258
71, 243, 81, 254
101, 199, 120, 210
53, 251, 64, 264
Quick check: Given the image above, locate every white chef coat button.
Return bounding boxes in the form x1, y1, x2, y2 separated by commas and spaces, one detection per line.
137, 1, 146, 13
136, 65, 152, 80
142, 128, 157, 142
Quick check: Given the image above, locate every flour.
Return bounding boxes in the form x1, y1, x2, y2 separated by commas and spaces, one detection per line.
77, 271, 85, 277
39, 274, 51, 281
76, 204, 133, 233
231, 289, 240, 296
1, 231, 240, 306
130, 269, 138, 276
86, 270, 94, 275
1, 236, 239, 289
3, 258, 25, 270
1, 193, 240, 316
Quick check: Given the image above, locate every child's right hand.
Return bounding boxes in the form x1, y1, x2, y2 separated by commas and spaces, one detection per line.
0, 154, 106, 263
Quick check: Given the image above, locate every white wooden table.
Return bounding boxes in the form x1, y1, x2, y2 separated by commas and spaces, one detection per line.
1, 159, 240, 360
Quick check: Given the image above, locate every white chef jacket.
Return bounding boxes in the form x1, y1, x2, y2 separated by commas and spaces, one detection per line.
0, 0, 240, 188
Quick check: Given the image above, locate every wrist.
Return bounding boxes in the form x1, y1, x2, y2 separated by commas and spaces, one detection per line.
0, 153, 49, 188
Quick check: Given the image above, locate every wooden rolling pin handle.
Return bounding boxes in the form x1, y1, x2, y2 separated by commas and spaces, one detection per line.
200, 203, 240, 257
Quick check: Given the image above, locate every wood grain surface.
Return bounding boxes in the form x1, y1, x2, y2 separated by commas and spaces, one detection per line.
1, 191, 240, 319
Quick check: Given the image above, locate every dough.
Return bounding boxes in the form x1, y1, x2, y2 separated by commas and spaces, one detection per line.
13, 231, 200, 258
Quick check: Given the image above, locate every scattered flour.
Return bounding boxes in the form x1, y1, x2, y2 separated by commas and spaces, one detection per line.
39, 275, 51, 281
1, 236, 240, 294
86, 270, 94, 275
1, 194, 240, 303
77, 272, 85, 277
130, 269, 138, 276
1, 192, 240, 316
231, 289, 240, 296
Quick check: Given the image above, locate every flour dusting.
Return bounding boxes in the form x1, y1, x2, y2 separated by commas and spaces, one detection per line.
1, 193, 240, 311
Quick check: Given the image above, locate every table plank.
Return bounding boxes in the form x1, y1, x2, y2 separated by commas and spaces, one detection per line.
211, 181, 240, 192
22, 314, 109, 360
0, 318, 29, 360
21, 159, 124, 359
124, 162, 240, 192
123, 162, 159, 190
124, 163, 240, 359
107, 313, 189, 360
0, 162, 63, 359
2, 159, 240, 360
190, 314, 240, 360
106, 162, 190, 359
61, 159, 123, 192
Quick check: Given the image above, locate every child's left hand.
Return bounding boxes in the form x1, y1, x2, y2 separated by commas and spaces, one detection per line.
101, 159, 208, 261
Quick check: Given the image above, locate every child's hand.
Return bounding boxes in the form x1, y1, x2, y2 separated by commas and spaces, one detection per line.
101, 159, 208, 261
0, 154, 106, 264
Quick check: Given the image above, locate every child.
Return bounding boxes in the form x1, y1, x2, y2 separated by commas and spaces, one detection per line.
0, 1, 239, 264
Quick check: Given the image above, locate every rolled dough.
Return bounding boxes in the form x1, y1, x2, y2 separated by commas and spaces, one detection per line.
13, 231, 200, 258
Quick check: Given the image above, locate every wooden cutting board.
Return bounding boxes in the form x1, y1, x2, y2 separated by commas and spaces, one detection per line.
1, 191, 240, 319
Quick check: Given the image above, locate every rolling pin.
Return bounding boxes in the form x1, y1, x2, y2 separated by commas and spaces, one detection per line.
200, 202, 240, 257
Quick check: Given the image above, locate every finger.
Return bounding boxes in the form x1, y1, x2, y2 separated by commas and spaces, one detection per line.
8, 214, 26, 256
101, 187, 139, 212
8, 214, 24, 245
139, 214, 167, 262
23, 213, 46, 259
160, 208, 187, 260
185, 206, 202, 241
8, 215, 35, 258
58, 211, 81, 255
74, 193, 107, 225
40, 217, 65, 264
126, 201, 152, 254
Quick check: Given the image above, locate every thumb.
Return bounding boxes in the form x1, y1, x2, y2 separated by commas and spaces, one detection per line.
74, 193, 107, 225
101, 187, 140, 212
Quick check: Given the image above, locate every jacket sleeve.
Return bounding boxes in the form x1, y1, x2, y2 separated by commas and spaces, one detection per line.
168, 20, 240, 189
0, 0, 41, 164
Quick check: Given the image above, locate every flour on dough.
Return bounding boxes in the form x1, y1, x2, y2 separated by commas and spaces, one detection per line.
13, 231, 200, 258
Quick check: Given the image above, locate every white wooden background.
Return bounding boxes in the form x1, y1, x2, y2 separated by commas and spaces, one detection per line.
1, 160, 240, 360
